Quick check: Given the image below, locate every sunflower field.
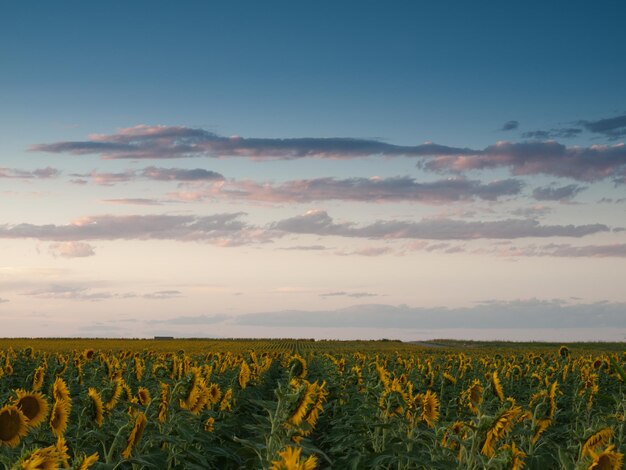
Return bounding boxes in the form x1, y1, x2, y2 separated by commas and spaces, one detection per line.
0, 339, 624, 469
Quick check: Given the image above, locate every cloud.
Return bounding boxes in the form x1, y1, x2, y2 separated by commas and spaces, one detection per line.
500, 120, 519, 131
490, 243, 626, 258
579, 114, 626, 139
234, 299, 626, 329
421, 141, 626, 182
521, 128, 582, 139
170, 176, 524, 204
279, 245, 329, 251
49, 241, 96, 258
597, 197, 626, 204
32, 125, 626, 182
0, 167, 60, 179
319, 291, 378, 298
335, 246, 393, 256
0, 297, 8, 304
271, 209, 608, 240
71, 166, 224, 185
143, 290, 183, 299
22, 284, 136, 301
150, 314, 229, 325
101, 198, 165, 206
510, 205, 552, 218
532, 184, 586, 201
30, 125, 477, 160
0, 213, 267, 246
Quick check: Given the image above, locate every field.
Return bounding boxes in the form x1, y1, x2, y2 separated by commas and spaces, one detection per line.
0, 339, 624, 469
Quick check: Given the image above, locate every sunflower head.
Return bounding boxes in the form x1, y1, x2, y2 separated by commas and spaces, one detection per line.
137, 387, 152, 406
0, 405, 29, 448
13, 389, 49, 429
49, 399, 70, 437
52, 377, 71, 403
270, 446, 317, 470
77, 452, 100, 470
32, 367, 46, 391
588, 445, 624, 470
421, 390, 439, 428
88, 388, 104, 427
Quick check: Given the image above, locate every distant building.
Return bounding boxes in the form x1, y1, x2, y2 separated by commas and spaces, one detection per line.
154, 336, 174, 340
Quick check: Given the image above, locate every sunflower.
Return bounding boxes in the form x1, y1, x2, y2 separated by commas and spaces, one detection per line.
52, 378, 71, 404
87, 388, 104, 427
491, 371, 505, 402
0, 405, 29, 447
219, 388, 233, 412
289, 355, 308, 379
49, 400, 70, 437
16, 445, 61, 470
76, 452, 100, 470
501, 442, 527, 470
587, 445, 623, 470
462, 379, 483, 414
270, 446, 317, 470
304, 382, 328, 428
582, 428, 614, 458
208, 383, 222, 405
137, 387, 152, 406
56, 435, 70, 468
104, 378, 123, 411
122, 412, 148, 459
481, 405, 522, 457
190, 384, 210, 415
13, 389, 49, 428
32, 367, 45, 391
548, 381, 558, 419
290, 381, 316, 426
157, 382, 169, 424
532, 417, 552, 445
443, 371, 457, 384
421, 390, 439, 428
238, 361, 251, 389
204, 417, 215, 432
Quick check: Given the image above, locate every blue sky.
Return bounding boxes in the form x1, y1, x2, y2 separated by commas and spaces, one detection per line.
1, 1, 625, 339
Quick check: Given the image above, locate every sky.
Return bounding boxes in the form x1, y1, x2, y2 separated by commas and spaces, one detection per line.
1, 1, 625, 340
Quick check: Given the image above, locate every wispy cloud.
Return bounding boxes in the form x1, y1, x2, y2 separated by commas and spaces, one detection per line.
486, 242, 626, 258
170, 176, 523, 204
0, 167, 60, 179
22, 284, 134, 301
49, 241, 96, 258
71, 166, 224, 185
522, 128, 583, 139
319, 291, 378, 298
510, 205, 552, 218
271, 209, 608, 240
143, 290, 183, 299
279, 245, 329, 251
335, 246, 393, 256
578, 114, 626, 139
421, 141, 626, 182
150, 314, 229, 325
30, 125, 476, 160
532, 184, 586, 201
234, 299, 626, 329
0, 213, 269, 246
101, 198, 165, 206
32, 125, 626, 182
500, 120, 519, 131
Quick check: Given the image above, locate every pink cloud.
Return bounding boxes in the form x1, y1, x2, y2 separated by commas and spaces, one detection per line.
49, 241, 96, 258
